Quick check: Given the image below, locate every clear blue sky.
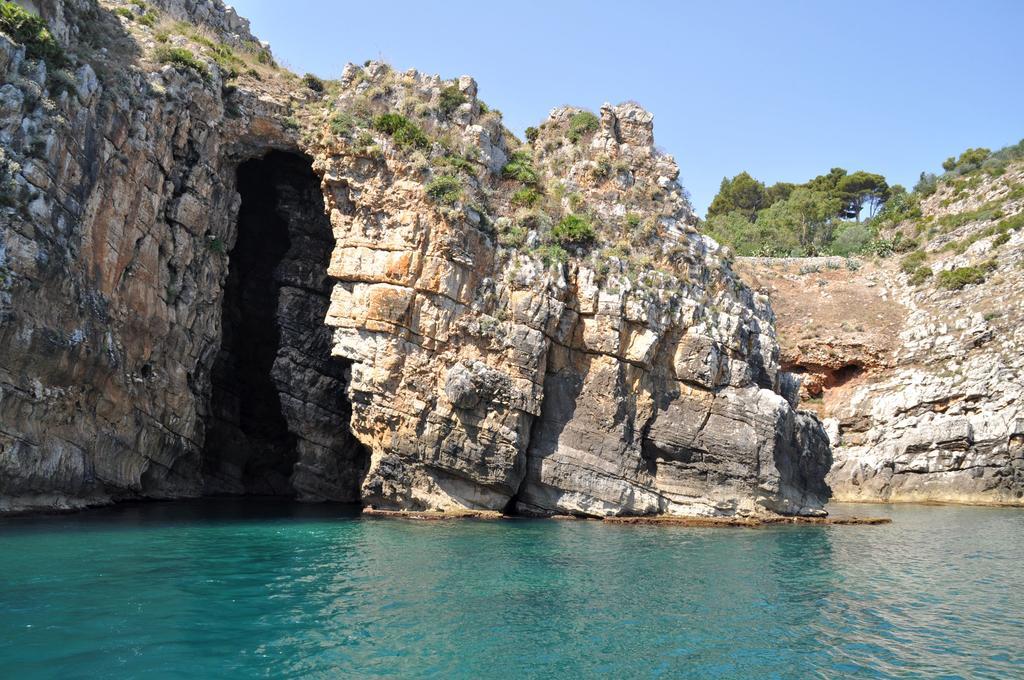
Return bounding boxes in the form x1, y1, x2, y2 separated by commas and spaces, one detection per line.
230, 0, 1024, 216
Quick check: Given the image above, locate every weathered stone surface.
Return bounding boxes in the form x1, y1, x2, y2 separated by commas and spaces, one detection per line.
0, 0, 831, 518
315, 69, 830, 517
0, 0, 296, 512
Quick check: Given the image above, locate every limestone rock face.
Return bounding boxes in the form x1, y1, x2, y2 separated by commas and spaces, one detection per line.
0, 0, 296, 512
316, 86, 557, 512
0, 0, 831, 516
315, 70, 831, 517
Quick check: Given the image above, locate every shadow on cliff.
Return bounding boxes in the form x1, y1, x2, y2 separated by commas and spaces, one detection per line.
201, 151, 370, 501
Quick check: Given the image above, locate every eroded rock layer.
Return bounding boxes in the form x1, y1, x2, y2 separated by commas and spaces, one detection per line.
0, 0, 830, 516
316, 71, 830, 517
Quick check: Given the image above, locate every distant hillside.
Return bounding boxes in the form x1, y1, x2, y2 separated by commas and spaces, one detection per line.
735, 154, 1024, 505
704, 140, 1024, 259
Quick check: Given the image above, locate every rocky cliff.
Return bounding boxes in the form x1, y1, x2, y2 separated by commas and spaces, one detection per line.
0, 0, 830, 516
736, 164, 1024, 505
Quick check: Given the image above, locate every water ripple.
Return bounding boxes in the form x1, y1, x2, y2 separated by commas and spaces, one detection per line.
1, 500, 1022, 678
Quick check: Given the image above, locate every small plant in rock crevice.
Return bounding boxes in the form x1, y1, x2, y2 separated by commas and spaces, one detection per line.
438, 85, 467, 116
567, 111, 599, 144
154, 45, 209, 81
372, 113, 429, 151
551, 214, 596, 246
425, 175, 462, 205
206, 235, 226, 254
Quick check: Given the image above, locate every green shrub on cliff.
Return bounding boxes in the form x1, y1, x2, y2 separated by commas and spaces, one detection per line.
908, 266, 932, 286
511, 187, 541, 207
438, 85, 467, 116
936, 200, 1004, 230
240, 39, 275, 67
183, 36, 246, 79
0, 1, 64, 65
47, 67, 77, 97
372, 113, 429, 151
936, 266, 986, 290
498, 222, 527, 248
302, 73, 325, 92
551, 214, 596, 246
0, 148, 20, 208
567, 111, 599, 143
113, 5, 158, 26
900, 250, 928, 275
330, 112, 358, 138
535, 243, 568, 266
425, 175, 462, 205
155, 46, 209, 81
502, 151, 539, 185
998, 212, 1024, 232
942, 147, 991, 175
206, 235, 226, 254
433, 152, 476, 176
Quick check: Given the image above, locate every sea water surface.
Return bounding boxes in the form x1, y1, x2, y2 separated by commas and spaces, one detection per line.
1, 500, 1022, 679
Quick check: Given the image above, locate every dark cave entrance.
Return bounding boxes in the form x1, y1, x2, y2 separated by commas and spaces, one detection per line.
201, 151, 368, 501
784, 361, 866, 400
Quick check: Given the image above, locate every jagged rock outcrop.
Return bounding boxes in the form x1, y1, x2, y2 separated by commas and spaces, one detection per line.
316, 72, 829, 516
150, 0, 256, 45
0, 0, 830, 516
736, 165, 1024, 505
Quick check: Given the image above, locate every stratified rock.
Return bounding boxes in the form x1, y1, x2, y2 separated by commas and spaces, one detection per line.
0, 0, 831, 517
318, 77, 831, 517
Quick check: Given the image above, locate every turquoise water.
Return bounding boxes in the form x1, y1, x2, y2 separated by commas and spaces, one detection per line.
1, 501, 1022, 679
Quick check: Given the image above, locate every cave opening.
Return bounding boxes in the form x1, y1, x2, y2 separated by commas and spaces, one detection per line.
201, 151, 368, 501
783, 361, 866, 400
829, 363, 865, 388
